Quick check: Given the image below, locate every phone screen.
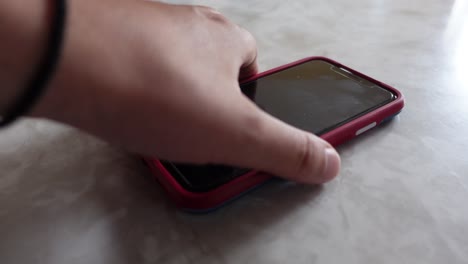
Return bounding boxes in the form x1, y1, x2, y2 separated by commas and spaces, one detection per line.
162, 59, 396, 192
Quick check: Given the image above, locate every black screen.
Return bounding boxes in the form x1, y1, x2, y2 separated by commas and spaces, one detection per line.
164, 59, 395, 192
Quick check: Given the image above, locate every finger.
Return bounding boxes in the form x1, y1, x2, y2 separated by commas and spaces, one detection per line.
194, 6, 258, 79
236, 27, 258, 80
219, 100, 341, 184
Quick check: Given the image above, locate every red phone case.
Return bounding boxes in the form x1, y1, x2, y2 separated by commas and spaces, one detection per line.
143, 57, 404, 212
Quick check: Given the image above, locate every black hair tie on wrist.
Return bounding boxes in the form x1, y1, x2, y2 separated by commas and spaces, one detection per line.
0, 0, 67, 127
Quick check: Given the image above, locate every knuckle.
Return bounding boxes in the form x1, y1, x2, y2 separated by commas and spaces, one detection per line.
293, 134, 313, 180
236, 26, 257, 49
237, 26, 258, 67
241, 28, 257, 46
238, 27, 257, 60
293, 135, 326, 182
194, 5, 229, 24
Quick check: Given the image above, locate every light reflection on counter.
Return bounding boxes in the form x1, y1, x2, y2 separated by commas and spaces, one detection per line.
446, 0, 468, 92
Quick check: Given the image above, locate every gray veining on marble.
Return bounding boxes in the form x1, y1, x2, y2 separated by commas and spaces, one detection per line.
1, 0, 468, 263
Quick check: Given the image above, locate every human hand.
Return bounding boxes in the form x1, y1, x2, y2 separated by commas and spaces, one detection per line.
34, 0, 340, 184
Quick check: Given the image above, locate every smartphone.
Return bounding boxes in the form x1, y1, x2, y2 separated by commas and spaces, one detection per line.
143, 57, 404, 212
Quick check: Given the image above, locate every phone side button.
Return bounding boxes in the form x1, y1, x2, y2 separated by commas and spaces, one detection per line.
355, 122, 377, 136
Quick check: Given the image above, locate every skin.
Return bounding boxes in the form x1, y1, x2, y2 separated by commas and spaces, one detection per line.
0, 0, 340, 184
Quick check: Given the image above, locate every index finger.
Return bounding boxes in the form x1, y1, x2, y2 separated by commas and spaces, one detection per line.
237, 27, 258, 80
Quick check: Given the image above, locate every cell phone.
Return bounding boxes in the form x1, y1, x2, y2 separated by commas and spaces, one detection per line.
143, 57, 404, 213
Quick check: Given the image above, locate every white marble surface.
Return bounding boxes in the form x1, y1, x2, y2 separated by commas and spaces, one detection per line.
1, 0, 468, 263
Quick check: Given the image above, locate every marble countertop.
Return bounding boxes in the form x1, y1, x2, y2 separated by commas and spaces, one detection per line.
1, 0, 468, 263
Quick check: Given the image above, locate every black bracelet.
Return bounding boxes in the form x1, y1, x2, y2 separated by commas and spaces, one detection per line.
0, 0, 67, 127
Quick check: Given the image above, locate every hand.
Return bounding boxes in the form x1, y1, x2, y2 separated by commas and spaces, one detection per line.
34, 0, 340, 184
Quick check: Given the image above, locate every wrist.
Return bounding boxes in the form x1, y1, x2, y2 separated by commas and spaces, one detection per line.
31, 0, 130, 128
32, 0, 167, 125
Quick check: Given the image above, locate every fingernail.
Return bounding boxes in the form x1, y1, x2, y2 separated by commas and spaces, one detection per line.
322, 148, 341, 182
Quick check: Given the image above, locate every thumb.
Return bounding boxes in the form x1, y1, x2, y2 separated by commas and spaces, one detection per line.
222, 101, 341, 184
